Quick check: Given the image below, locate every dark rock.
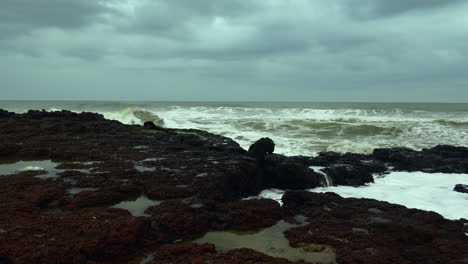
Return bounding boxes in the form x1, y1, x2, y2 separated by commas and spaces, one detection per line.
207, 199, 282, 231
281, 191, 468, 264
147, 200, 211, 242
263, 155, 322, 189
0, 208, 151, 264
323, 164, 374, 186
65, 185, 141, 209
311, 151, 388, 175
373, 145, 468, 173
2, 109, 468, 264
454, 184, 468, 194
146, 199, 281, 242
0, 143, 21, 156
143, 121, 164, 131
425, 145, 468, 158
0, 109, 14, 118
248, 137, 275, 160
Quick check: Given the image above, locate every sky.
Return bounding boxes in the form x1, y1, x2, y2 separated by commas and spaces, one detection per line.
1, 0, 468, 102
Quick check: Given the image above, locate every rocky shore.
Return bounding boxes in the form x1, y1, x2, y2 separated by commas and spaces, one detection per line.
0, 109, 467, 264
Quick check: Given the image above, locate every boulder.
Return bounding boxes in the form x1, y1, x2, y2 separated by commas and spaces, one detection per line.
143, 121, 164, 131
263, 155, 323, 189
0, 109, 13, 118
454, 184, 468, 194
248, 137, 275, 160
323, 164, 374, 186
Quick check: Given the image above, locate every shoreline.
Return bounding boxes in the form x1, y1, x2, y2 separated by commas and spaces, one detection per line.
0, 109, 467, 264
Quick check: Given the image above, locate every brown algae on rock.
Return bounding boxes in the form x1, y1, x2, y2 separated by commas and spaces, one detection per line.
195, 218, 337, 264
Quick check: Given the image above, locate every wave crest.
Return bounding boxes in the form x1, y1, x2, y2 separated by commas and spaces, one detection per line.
103, 107, 165, 126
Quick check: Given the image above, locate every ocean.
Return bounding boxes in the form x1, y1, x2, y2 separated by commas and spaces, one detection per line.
1, 101, 467, 156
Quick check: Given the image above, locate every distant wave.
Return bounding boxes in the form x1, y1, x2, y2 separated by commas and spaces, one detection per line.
103, 107, 165, 126
1, 101, 467, 156
434, 119, 468, 127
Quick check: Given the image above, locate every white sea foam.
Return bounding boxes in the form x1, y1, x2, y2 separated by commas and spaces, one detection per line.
1, 102, 467, 156
143, 106, 468, 156
326, 140, 375, 154
254, 172, 468, 220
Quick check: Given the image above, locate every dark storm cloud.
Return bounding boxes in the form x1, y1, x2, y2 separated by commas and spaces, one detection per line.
345, 0, 468, 19
127, 20, 315, 61
1, 0, 468, 102
0, 0, 112, 29
116, 0, 263, 42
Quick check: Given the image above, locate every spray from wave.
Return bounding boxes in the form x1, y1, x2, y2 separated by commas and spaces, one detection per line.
103, 107, 165, 127
100, 105, 467, 156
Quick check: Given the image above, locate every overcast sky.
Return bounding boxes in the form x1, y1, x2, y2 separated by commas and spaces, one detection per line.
1, 0, 468, 102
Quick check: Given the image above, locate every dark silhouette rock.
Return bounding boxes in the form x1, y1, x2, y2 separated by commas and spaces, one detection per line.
0, 109, 13, 118
323, 164, 374, 186
454, 184, 468, 194
263, 155, 322, 189
373, 145, 468, 173
0, 143, 21, 156
248, 137, 275, 160
143, 121, 164, 131
311, 151, 387, 175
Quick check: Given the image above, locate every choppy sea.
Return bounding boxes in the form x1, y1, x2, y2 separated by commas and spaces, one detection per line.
1, 101, 467, 156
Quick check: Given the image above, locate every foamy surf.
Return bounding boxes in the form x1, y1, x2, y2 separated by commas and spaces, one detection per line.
1, 101, 467, 156
252, 171, 468, 220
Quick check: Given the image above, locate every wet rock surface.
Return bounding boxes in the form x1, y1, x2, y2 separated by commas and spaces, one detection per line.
373, 145, 468, 173
454, 184, 468, 194
281, 191, 468, 264
0, 109, 467, 263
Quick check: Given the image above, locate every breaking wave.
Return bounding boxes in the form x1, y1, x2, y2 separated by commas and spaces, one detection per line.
1, 101, 467, 156
103, 107, 165, 127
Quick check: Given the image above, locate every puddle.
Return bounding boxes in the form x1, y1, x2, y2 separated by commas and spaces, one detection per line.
196, 172, 209, 178
134, 145, 150, 149
243, 189, 285, 205
195, 217, 336, 264
134, 165, 157, 172
139, 253, 155, 264
0, 160, 61, 179
0, 160, 97, 180
142, 158, 165, 162
68, 187, 99, 194
112, 196, 162, 217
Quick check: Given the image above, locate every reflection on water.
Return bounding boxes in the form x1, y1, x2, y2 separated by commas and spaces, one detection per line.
195, 217, 336, 264
0, 160, 94, 179
68, 187, 99, 194
0, 160, 61, 179
112, 195, 162, 217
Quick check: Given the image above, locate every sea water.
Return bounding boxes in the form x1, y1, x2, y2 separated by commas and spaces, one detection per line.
1, 101, 467, 156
